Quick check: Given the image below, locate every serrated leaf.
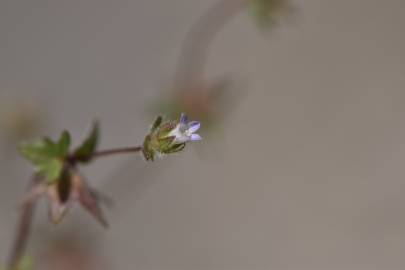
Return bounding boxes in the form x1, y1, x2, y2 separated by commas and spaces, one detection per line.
18, 140, 48, 163
73, 121, 99, 163
19, 139, 56, 165
19, 130, 71, 183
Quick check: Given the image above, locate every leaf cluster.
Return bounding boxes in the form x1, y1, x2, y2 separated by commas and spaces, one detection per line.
18, 123, 99, 183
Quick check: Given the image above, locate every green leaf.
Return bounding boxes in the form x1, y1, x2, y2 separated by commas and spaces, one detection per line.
18, 130, 71, 184
19, 137, 60, 165
0, 255, 33, 270
73, 121, 99, 163
57, 130, 71, 156
38, 158, 63, 183
249, 0, 291, 29
19, 140, 52, 164
17, 256, 33, 270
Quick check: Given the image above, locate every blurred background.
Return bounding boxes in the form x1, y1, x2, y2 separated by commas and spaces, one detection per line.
1, 0, 405, 269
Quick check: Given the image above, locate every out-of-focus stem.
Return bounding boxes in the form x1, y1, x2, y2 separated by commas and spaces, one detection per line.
6, 144, 143, 269
174, 0, 247, 89
6, 176, 39, 270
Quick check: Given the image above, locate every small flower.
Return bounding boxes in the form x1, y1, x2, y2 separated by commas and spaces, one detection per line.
142, 113, 202, 161
167, 113, 202, 144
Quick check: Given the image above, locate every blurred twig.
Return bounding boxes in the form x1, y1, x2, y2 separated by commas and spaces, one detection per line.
174, 0, 247, 89
6, 175, 40, 270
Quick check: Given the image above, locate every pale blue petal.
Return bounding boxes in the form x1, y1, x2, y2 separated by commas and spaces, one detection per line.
190, 134, 202, 141
188, 121, 201, 133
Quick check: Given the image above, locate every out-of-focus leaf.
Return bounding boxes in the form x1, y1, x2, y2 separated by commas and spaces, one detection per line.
0, 256, 34, 270
0, 98, 43, 142
57, 130, 71, 157
73, 121, 99, 163
16, 256, 33, 270
19, 140, 54, 163
18, 131, 71, 183
249, 0, 293, 30
39, 158, 63, 184
149, 78, 234, 137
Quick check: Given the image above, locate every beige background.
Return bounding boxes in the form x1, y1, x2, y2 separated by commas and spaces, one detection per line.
1, 0, 405, 269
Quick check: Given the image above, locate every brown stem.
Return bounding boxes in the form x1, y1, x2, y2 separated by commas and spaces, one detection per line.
90, 146, 143, 159
6, 176, 39, 270
174, 0, 247, 89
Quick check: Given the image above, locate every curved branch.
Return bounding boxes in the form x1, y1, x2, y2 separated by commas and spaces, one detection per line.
174, 0, 247, 89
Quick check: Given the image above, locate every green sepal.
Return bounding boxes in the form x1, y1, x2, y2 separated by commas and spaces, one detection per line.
150, 116, 163, 133
165, 143, 186, 154
73, 121, 99, 163
157, 136, 176, 153
142, 134, 154, 161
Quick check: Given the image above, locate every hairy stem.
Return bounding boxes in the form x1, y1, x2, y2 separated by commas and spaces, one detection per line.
174, 0, 247, 89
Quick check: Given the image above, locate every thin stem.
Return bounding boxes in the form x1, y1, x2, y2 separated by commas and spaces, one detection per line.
90, 146, 143, 159
6, 176, 39, 270
174, 0, 247, 89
